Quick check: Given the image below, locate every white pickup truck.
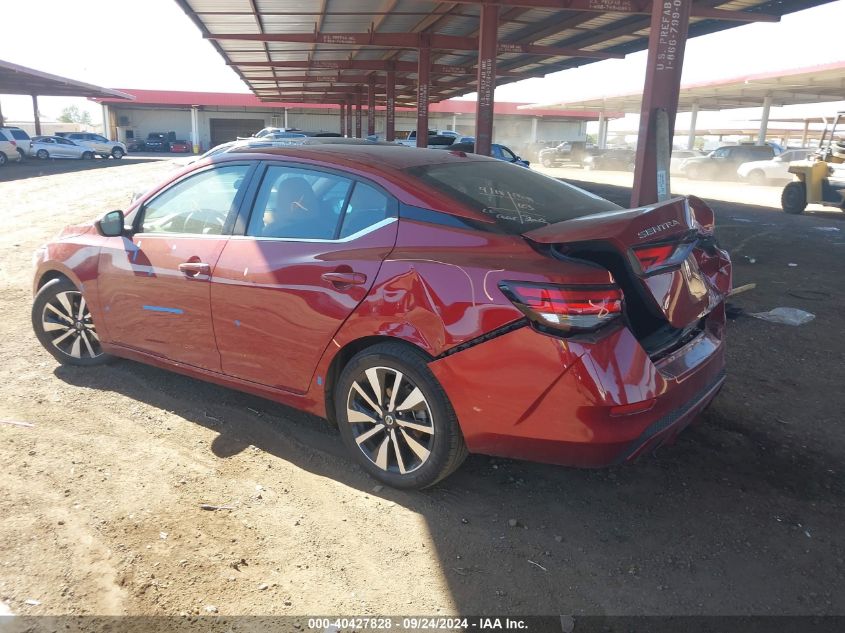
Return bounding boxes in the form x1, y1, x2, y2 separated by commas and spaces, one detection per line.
396, 130, 464, 147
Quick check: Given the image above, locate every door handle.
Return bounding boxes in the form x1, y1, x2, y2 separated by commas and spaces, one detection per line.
321, 271, 367, 287
178, 261, 211, 277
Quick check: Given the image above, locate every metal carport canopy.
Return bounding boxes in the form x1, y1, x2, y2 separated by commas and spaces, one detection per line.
519, 61, 845, 112
174, 0, 833, 203
520, 60, 845, 149
0, 58, 134, 133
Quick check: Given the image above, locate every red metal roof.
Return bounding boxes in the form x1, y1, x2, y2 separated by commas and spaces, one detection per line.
91, 88, 609, 119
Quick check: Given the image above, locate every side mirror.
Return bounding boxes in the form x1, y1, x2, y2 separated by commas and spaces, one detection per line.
96, 210, 126, 237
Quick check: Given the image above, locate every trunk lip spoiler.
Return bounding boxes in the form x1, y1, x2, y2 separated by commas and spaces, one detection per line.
520, 195, 693, 244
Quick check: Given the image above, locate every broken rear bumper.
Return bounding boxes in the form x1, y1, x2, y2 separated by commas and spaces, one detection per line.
429, 309, 727, 469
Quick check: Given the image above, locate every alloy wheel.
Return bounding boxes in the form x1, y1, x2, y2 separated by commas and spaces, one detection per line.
346, 366, 435, 475
40, 290, 102, 360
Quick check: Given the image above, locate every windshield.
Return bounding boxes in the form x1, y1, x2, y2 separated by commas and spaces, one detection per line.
406, 160, 620, 234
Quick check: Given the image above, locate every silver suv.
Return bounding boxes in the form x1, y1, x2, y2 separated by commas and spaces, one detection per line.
0, 127, 32, 160
59, 132, 126, 159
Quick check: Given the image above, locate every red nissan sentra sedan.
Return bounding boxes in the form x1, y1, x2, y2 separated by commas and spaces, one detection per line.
31, 144, 731, 489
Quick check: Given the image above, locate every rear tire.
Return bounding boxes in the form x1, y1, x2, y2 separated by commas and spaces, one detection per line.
335, 342, 467, 489
781, 181, 808, 215
686, 165, 700, 180
82, 151, 94, 160
541, 156, 553, 167
17, 148, 26, 161
32, 278, 112, 366
112, 147, 124, 159
36, 149, 49, 160
0, 152, 7, 166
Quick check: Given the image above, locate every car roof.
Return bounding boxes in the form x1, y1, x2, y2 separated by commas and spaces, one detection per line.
226, 142, 490, 170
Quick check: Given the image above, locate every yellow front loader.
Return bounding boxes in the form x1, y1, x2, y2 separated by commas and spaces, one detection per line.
781, 112, 845, 214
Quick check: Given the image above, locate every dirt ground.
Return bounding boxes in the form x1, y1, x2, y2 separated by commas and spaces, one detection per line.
0, 158, 843, 620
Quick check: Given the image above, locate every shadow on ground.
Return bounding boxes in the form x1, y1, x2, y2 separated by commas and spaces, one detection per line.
0, 156, 167, 183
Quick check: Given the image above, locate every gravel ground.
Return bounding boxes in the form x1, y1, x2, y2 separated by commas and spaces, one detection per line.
0, 159, 843, 619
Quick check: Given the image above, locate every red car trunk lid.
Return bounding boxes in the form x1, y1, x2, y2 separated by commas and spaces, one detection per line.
522, 196, 731, 330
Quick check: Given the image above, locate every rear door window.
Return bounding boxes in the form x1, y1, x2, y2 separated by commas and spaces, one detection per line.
406, 160, 620, 234
338, 183, 392, 239
246, 165, 353, 240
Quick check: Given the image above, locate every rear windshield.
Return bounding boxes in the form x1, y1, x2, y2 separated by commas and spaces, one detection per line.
10, 129, 30, 141
406, 160, 620, 234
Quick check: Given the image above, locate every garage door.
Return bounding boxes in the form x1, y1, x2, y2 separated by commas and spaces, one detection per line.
209, 118, 265, 147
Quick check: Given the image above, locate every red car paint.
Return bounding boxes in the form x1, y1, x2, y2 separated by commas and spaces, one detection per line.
33, 145, 731, 468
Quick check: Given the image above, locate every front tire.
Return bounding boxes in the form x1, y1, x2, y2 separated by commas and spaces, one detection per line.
335, 342, 467, 489
748, 169, 768, 186
781, 181, 808, 215
32, 278, 111, 366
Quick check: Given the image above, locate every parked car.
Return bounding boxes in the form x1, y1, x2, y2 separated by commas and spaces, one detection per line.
126, 138, 145, 152
31, 144, 731, 488
447, 141, 530, 167
539, 141, 599, 167
679, 144, 777, 180
144, 133, 171, 152
0, 126, 33, 160
396, 130, 459, 147
59, 132, 126, 159
169, 140, 192, 153
583, 148, 637, 171
0, 131, 21, 167
670, 149, 703, 174
0, 129, 23, 166
30, 136, 95, 160
736, 148, 814, 185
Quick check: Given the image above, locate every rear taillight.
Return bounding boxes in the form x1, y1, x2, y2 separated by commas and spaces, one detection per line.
9, 140, 16, 147
499, 281, 623, 334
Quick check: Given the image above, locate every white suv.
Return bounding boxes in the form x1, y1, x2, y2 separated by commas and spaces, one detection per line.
60, 132, 126, 159
0, 127, 32, 160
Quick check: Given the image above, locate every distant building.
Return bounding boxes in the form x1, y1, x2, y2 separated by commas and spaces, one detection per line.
90, 89, 610, 155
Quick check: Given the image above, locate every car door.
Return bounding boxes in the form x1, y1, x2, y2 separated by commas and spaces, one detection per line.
210, 162, 398, 392
97, 162, 256, 370
55, 137, 77, 158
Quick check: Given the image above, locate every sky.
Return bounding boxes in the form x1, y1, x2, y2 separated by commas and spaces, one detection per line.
1, 0, 843, 131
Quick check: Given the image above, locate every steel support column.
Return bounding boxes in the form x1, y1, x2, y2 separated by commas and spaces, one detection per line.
367, 76, 376, 136
346, 101, 352, 138
355, 87, 362, 138
801, 119, 810, 147
32, 95, 42, 136
597, 112, 608, 149
101, 104, 111, 139
631, 0, 692, 207
474, 4, 499, 157
340, 102, 346, 137
386, 69, 396, 142
416, 41, 431, 148
757, 95, 772, 146
687, 102, 699, 150
190, 106, 199, 153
